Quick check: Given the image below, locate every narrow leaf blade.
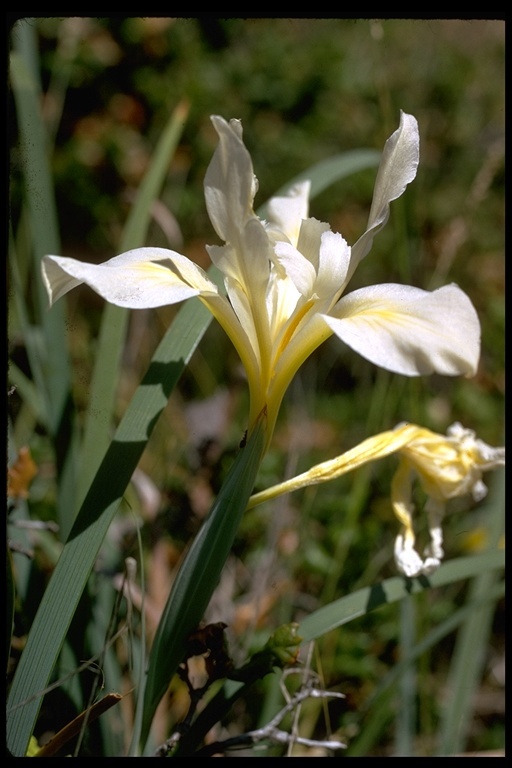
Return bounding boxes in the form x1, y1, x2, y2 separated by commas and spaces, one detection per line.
141, 415, 267, 746
298, 550, 505, 643
6, 296, 213, 757
76, 101, 190, 512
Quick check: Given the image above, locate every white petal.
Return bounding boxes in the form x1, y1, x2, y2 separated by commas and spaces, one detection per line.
266, 181, 311, 245
41, 248, 217, 309
266, 269, 302, 338
394, 535, 425, 578
324, 283, 481, 377
204, 116, 256, 244
207, 217, 271, 296
315, 230, 350, 300
41, 258, 84, 305
224, 276, 258, 353
273, 241, 317, 297
272, 225, 350, 303
351, 112, 419, 269
296, 217, 330, 270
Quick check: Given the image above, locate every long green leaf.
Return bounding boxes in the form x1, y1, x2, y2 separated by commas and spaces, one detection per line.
298, 549, 504, 643
437, 470, 505, 754
140, 416, 267, 748
10, 46, 70, 435
10, 31, 80, 552
75, 100, 190, 521
6, 295, 213, 757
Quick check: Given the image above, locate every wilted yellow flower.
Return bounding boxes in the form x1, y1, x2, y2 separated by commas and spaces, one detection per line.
391, 422, 505, 576
248, 422, 504, 576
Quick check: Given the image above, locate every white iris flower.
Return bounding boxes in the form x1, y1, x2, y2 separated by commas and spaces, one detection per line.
42, 112, 480, 446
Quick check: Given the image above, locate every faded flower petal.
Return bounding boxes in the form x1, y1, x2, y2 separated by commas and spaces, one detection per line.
248, 421, 504, 576
400, 421, 505, 503
391, 422, 504, 576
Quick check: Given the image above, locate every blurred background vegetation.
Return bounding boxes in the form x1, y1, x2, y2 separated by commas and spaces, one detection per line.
8, 17, 504, 756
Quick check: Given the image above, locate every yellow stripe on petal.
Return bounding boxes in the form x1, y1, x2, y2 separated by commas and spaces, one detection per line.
273, 298, 316, 367
42, 248, 213, 309
326, 283, 480, 377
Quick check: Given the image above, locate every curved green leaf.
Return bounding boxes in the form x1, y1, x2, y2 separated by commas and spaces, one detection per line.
140, 416, 266, 747
76, 100, 190, 520
298, 549, 504, 642
6, 294, 214, 757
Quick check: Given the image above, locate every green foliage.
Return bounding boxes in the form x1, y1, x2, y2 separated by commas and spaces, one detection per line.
8, 17, 504, 758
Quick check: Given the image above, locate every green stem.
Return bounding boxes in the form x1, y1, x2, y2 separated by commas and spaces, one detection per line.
140, 413, 267, 748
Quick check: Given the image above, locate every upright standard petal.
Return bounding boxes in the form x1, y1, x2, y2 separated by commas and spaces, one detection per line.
323, 283, 481, 377
204, 116, 271, 328
350, 111, 419, 274
272, 241, 317, 297
204, 116, 257, 245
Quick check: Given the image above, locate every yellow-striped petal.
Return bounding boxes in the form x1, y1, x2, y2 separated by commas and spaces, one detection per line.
42, 248, 216, 309
324, 283, 480, 377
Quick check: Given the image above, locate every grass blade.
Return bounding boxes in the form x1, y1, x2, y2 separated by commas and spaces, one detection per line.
75, 100, 190, 515
298, 549, 504, 643
396, 596, 416, 755
437, 470, 505, 754
140, 415, 267, 748
10, 46, 71, 436
10, 32, 80, 541
6, 295, 213, 757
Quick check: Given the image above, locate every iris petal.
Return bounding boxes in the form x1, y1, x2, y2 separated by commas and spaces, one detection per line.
324, 283, 480, 376
42, 248, 212, 309
350, 111, 419, 273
